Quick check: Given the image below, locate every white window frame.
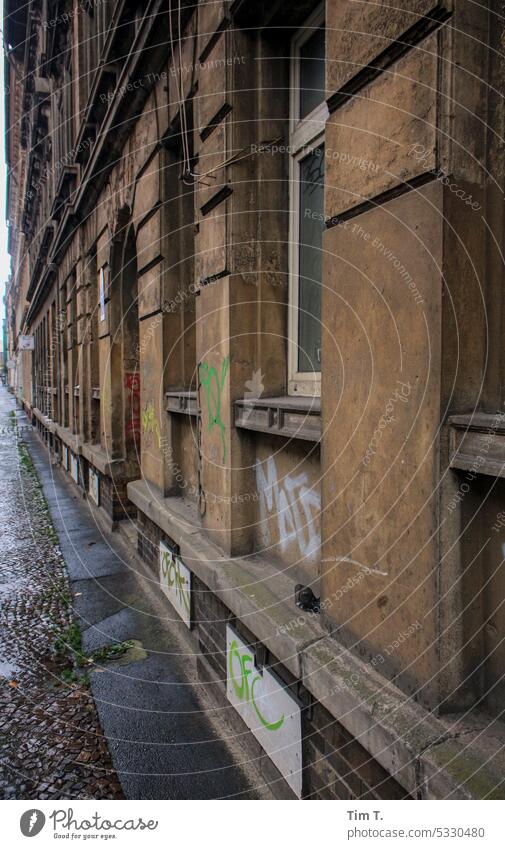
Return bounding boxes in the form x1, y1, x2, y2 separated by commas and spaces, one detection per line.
288, 4, 328, 397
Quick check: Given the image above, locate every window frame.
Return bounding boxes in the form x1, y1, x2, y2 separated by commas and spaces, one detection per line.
288, 3, 328, 397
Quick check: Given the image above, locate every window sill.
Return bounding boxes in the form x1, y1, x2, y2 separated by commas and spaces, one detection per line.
235, 396, 321, 442
449, 413, 505, 478
165, 390, 198, 417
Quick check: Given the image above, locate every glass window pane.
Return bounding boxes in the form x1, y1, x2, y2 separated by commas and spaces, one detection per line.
298, 147, 324, 373
299, 25, 325, 119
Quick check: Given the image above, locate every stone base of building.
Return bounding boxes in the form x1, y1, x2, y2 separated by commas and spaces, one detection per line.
126, 478, 505, 801
21, 412, 505, 800
30, 405, 136, 525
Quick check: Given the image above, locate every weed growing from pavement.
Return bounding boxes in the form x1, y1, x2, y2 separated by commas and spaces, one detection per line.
53, 622, 83, 658
14, 430, 59, 544
87, 640, 135, 666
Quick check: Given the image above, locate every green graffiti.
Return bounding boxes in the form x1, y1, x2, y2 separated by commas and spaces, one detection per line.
199, 356, 230, 462
160, 549, 190, 614
141, 401, 161, 447
228, 639, 285, 731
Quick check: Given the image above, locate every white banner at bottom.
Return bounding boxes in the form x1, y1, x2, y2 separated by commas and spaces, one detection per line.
1, 800, 502, 848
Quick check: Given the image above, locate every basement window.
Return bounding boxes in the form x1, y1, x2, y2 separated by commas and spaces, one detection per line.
288, 4, 327, 397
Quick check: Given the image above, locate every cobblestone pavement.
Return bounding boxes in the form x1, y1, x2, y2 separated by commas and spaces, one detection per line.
0, 389, 122, 800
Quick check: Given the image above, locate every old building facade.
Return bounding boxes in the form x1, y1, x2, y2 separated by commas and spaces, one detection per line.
5, 0, 505, 798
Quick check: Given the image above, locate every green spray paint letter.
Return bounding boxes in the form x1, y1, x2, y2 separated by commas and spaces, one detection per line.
199, 356, 230, 463
161, 549, 190, 614
228, 638, 284, 731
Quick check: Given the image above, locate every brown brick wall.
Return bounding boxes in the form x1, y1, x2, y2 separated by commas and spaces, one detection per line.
304, 702, 410, 800
99, 473, 135, 522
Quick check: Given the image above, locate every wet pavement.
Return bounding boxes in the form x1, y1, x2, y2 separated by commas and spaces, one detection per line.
0, 387, 266, 800
0, 388, 122, 800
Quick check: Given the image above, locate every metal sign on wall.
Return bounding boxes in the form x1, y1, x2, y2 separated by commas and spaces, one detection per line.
89, 467, 100, 506
159, 541, 191, 628
226, 624, 302, 797
18, 335, 35, 350
70, 452, 79, 484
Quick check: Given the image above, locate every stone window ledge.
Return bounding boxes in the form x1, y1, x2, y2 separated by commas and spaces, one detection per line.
33, 407, 81, 454
235, 396, 321, 442
165, 390, 198, 416
81, 441, 127, 478
31, 406, 124, 477
449, 413, 505, 478
32, 407, 56, 434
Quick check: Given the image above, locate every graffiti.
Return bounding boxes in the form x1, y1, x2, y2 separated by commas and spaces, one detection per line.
141, 400, 161, 448
160, 548, 190, 614
226, 625, 302, 796
241, 368, 265, 424
159, 542, 191, 627
228, 639, 284, 731
255, 455, 320, 562
199, 356, 230, 463
321, 556, 388, 577
124, 372, 141, 446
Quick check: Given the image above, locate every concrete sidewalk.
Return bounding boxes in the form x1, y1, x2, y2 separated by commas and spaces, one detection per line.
20, 409, 267, 800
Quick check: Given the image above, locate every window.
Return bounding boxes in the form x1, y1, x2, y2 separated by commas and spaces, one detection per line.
289, 5, 327, 396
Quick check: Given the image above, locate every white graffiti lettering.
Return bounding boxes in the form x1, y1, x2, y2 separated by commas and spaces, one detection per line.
255, 456, 320, 561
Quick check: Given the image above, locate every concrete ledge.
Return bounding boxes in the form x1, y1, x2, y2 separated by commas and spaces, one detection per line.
449, 413, 505, 479
32, 411, 84, 454
127, 477, 505, 800
302, 638, 447, 797
127, 478, 326, 679
32, 406, 57, 434
419, 735, 505, 800
31, 413, 128, 480
81, 441, 127, 478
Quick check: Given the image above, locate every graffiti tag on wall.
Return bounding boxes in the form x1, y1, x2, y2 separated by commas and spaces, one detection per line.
199, 356, 230, 463
255, 455, 321, 563
228, 638, 285, 731
226, 625, 302, 797
159, 541, 191, 628
141, 400, 161, 448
